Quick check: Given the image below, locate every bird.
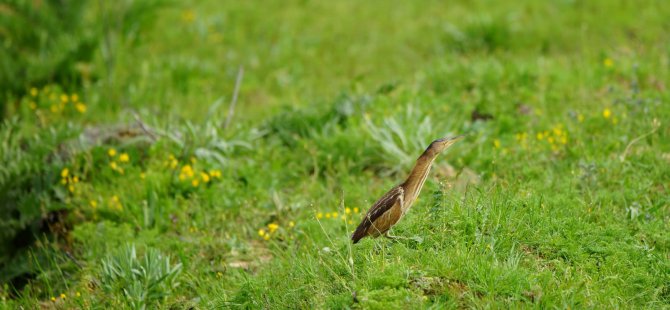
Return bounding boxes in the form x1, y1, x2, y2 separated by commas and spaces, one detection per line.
351, 135, 464, 243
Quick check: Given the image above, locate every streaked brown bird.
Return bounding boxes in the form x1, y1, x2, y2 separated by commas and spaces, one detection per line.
351, 135, 464, 243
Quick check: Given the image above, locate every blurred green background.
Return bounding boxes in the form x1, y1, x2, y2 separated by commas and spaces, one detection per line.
1, 0, 669, 308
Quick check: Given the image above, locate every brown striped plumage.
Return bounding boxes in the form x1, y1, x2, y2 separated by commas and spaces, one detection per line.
351, 135, 464, 243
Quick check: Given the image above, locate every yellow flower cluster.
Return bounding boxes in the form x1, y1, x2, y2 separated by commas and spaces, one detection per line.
603, 58, 614, 68
257, 221, 297, 241
603, 108, 611, 119
168, 154, 222, 188
535, 124, 569, 152
168, 154, 179, 169
316, 207, 361, 225
50, 292, 80, 303
515, 132, 529, 149
110, 195, 123, 210
258, 222, 280, 241
493, 139, 501, 149
60, 167, 80, 193
181, 10, 195, 23
602, 108, 618, 124
108, 148, 130, 174
26, 86, 87, 116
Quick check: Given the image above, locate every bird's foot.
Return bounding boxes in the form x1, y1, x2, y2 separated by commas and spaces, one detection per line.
383, 233, 423, 243
408, 236, 424, 243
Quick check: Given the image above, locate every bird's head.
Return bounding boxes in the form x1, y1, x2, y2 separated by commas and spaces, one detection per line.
426, 134, 465, 155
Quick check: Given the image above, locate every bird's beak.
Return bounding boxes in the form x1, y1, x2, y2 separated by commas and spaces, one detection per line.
446, 134, 466, 142
431, 134, 466, 148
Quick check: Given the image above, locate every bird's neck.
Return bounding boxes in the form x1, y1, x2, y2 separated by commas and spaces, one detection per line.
401, 151, 438, 206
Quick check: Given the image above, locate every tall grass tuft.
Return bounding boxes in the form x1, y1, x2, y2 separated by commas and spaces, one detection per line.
100, 244, 182, 309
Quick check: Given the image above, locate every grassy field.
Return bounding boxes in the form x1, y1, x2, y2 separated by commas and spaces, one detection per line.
1, 0, 669, 308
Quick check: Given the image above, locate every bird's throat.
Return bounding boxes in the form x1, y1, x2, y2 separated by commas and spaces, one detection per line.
401, 153, 437, 208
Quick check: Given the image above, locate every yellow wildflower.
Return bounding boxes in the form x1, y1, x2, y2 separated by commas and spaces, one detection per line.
51, 297, 56, 302
332, 212, 338, 218
30, 88, 38, 97
73, 176, 79, 183
61, 168, 69, 178
110, 161, 118, 170
258, 229, 265, 236
268, 223, 279, 232
209, 169, 222, 178
603, 58, 613, 68
345, 207, 351, 214
60, 94, 69, 103
119, 153, 129, 162
29, 101, 37, 110
603, 108, 612, 119
108, 148, 117, 157
536, 132, 544, 140
181, 165, 194, 177
68, 185, 75, 193
316, 212, 323, 219
217, 272, 223, 278
263, 234, 270, 241
90, 200, 98, 208
75, 103, 87, 113
493, 139, 501, 149
553, 127, 562, 136
289, 221, 295, 227
60, 293, 66, 299
140, 172, 146, 179
325, 213, 331, 219
201, 172, 210, 183
182, 10, 195, 23
341, 215, 346, 220
192, 179, 200, 187
76, 292, 81, 297
71, 94, 79, 102
354, 207, 359, 213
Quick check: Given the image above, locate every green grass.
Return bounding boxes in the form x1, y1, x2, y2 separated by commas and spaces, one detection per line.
1, 0, 669, 308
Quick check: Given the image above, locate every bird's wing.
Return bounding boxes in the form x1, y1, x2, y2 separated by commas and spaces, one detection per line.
351, 186, 404, 243
365, 186, 404, 223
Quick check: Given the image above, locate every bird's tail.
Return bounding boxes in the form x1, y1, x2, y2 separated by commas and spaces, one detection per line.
351, 224, 367, 244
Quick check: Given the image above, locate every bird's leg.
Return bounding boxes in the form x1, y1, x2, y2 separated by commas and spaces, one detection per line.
383, 231, 400, 240
383, 231, 423, 243
383, 231, 408, 240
